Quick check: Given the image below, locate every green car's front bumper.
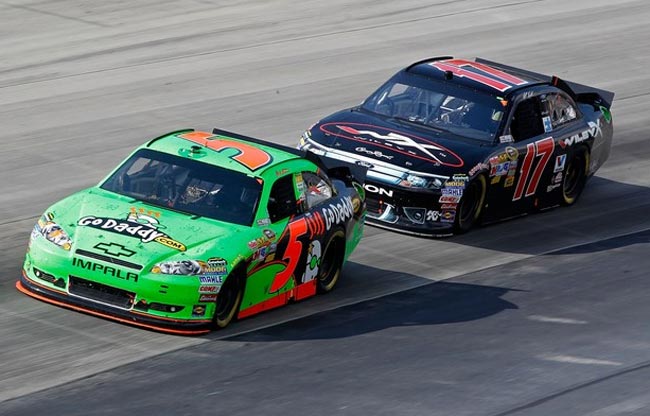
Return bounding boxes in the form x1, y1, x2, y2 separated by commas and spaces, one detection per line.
18, 268, 213, 336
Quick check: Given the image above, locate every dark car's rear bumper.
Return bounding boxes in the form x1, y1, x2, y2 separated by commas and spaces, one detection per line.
17, 270, 212, 336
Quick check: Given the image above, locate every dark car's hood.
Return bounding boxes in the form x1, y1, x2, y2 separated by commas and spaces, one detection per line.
309, 109, 491, 176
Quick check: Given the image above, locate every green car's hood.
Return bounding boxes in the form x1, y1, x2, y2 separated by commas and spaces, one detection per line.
51, 188, 256, 269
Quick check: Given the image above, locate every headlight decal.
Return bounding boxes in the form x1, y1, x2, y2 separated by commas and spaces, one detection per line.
33, 214, 73, 251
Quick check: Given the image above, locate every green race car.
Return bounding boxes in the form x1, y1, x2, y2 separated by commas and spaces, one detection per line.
18, 128, 366, 335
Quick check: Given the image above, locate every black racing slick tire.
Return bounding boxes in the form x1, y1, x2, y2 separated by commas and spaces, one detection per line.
213, 272, 243, 329
316, 230, 345, 294
562, 148, 589, 206
455, 175, 487, 234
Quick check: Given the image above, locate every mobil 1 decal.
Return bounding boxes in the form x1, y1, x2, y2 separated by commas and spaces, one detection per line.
77, 208, 186, 251
320, 122, 464, 167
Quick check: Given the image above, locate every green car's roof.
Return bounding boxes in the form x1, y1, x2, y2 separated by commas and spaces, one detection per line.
145, 129, 303, 175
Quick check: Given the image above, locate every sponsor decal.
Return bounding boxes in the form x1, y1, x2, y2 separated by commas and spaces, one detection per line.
491, 175, 501, 185
355, 146, 394, 160
440, 210, 456, 223
252, 243, 277, 262
364, 183, 394, 198
547, 183, 561, 192
469, 163, 489, 176
301, 240, 322, 283
441, 187, 463, 197
257, 218, 271, 227
553, 172, 563, 184
321, 196, 354, 231
426, 210, 440, 222
305, 212, 326, 239
191, 304, 206, 317
352, 196, 362, 214
199, 285, 220, 294
276, 168, 289, 177
263, 229, 276, 239
93, 242, 135, 258
204, 257, 227, 276
248, 235, 272, 250
72, 257, 138, 282
504, 176, 515, 188
499, 135, 514, 144
199, 275, 224, 284
295, 172, 306, 195
77, 211, 186, 251
320, 123, 464, 167
439, 195, 461, 204
554, 154, 566, 173
559, 120, 602, 149
355, 159, 375, 168
543, 116, 553, 133
440, 204, 457, 209
198, 294, 217, 302
489, 162, 510, 177
505, 146, 519, 161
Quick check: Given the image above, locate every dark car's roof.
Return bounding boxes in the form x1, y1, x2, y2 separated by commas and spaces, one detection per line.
405, 57, 546, 96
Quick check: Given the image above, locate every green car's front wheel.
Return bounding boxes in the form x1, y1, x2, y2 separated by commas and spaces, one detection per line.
317, 230, 345, 293
213, 274, 243, 329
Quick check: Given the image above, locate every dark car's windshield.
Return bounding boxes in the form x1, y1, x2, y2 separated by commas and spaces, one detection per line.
361, 72, 506, 142
101, 149, 262, 226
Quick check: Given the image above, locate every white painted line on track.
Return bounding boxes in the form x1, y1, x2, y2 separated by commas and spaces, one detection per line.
540, 355, 622, 366
528, 315, 589, 325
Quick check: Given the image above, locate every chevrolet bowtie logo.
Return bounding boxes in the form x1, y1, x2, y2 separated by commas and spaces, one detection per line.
93, 242, 136, 258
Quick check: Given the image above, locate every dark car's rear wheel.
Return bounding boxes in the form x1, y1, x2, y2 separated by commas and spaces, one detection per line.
317, 230, 345, 294
562, 148, 589, 206
213, 273, 243, 329
455, 175, 487, 234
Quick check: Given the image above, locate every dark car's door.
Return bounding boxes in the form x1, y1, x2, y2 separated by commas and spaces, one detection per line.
484, 91, 555, 218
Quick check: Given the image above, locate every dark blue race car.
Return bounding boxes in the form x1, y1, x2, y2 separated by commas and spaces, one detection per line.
299, 56, 614, 236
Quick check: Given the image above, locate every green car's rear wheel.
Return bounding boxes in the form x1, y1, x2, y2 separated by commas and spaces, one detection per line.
213, 274, 243, 329
317, 230, 345, 294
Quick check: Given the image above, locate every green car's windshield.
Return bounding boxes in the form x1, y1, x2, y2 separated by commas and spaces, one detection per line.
101, 149, 262, 226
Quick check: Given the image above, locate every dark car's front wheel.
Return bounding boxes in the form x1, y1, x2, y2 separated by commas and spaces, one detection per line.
562, 148, 589, 206
317, 230, 345, 293
455, 174, 487, 234
213, 273, 243, 329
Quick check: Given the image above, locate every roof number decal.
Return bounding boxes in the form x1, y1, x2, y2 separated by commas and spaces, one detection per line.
430, 59, 528, 92
179, 132, 273, 171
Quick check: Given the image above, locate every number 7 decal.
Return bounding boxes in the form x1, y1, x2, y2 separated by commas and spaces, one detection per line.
512, 137, 556, 201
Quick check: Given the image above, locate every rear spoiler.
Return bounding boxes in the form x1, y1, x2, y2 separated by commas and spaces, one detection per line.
211, 128, 367, 185
305, 151, 368, 187
475, 57, 615, 109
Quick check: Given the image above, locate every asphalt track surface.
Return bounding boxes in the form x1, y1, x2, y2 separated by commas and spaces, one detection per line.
1, 0, 649, 415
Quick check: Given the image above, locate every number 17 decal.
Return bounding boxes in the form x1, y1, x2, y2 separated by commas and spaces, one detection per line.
512, 137, 555, 201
